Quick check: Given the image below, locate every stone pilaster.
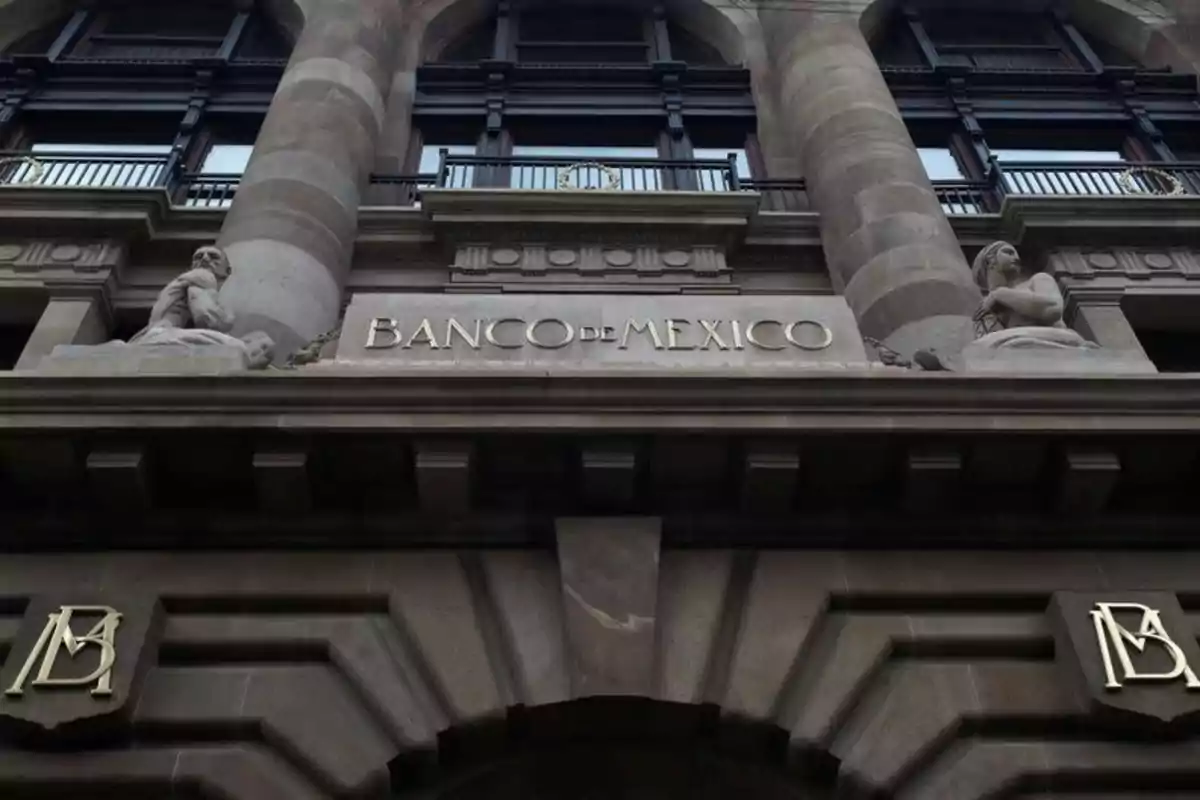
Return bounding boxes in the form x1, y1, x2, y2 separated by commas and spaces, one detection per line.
15, 297, 108, 370
762, 11, 980, 357
217, 0, 404, 356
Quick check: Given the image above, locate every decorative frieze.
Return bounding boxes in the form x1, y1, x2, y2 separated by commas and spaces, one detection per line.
0, 240, 125, 275
0, 240, 125, 299
450, 244, 729, 284
1050, 248, 1200, 283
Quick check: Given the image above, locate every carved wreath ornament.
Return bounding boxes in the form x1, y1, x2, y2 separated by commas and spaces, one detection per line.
0, 156, 45, 186
557, 162, 622, 191
1117, 166, 1185, 197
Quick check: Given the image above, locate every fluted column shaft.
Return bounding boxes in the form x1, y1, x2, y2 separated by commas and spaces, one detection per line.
763, 12, 979, 356
217, 0, 404, 355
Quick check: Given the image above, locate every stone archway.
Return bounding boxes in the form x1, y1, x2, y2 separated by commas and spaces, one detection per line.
0, 0, 305, 53
391, 698, 830, 800
857, 0, 1195, 74
411, 0, 752, 65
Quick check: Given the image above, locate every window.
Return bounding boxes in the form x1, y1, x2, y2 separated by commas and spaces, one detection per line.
516, 7, 647, 63
918, 147, 966, 181
420, 143, 476, 187
992, 148, 1125, 164
414, 5, 754, 200
924, 13, 1081, 71
200, 144, 252, 175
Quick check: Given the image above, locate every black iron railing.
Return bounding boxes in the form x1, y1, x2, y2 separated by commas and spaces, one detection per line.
430, 151, 742, 193
178, 173, 239, 208
935, 180, 994, 215
366, 173, 440, 205
7, 150, 1200, 217
997, 161, 1200, 198
743, 178, 807, 211
0, 150, 174, 189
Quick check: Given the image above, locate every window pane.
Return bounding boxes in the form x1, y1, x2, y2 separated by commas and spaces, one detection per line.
419, 144, 475, 174
421, 144, 477, 188
201, 144, 252, 174
692, 148, 751, 179
30, 143, 172, 154
918, 147, 964, 180
992, 148, 1125, 163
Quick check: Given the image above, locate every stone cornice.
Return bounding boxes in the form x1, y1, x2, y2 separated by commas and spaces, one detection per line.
1002, 195, 1200, 248
5, 369, 1200, 432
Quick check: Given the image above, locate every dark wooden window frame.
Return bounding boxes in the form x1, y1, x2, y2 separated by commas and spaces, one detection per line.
414, 1, 758, 180
878, 6, 1200, 193
0, 1, 288, 196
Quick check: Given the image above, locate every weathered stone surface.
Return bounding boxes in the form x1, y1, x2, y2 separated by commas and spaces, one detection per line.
556, 517, 661, 697
217, 0, 404, 356
39, 343, 255, 375
761, 10, 979, 357
337, 293, 869, 370
959, 344, 1157, 374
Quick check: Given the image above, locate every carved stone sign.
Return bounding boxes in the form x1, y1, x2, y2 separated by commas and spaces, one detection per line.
0, 595, 162, 741
337, 294, 870, 370
1050, 592, 1200, 730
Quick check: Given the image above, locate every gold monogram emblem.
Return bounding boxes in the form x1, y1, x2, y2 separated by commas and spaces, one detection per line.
4, 606, 122, 698
1090, 602, 1200, 691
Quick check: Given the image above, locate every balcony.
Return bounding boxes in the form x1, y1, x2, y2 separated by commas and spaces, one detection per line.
4, 150, 1199, 220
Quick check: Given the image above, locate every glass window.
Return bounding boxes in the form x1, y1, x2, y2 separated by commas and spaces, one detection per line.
420, 144, 476, 187
918, 147, 965, 181
200, 144, 252, 174
992, 148, 1125, 163
9, 142, 173, 188
510, 145, 660, 190
692, 148, 751, 180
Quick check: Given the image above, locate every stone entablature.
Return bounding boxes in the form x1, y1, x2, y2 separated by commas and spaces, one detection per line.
450, 244, 731, 286
1052, 247, 1200, 285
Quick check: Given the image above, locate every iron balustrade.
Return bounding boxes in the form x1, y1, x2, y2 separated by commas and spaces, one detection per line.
996, 161, 1200, 198
741, 178, 807, 211
432, 151, 742, 194
934, 181, 993, 215
0, 150, 174, 190
179, 173, 240, 208
7, 149, 1200, 217
366, 173, 441, 205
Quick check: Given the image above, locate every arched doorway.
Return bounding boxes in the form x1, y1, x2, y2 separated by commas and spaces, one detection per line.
391, 698, 833, 800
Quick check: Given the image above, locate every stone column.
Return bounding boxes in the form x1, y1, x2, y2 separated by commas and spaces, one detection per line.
15, 297, 108, 370
217, 0, 404, 355
761, 11, 979, 357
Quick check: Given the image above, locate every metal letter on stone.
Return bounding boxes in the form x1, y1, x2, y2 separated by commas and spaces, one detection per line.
4, 606, 122, 698
1090, 602, 1200, 691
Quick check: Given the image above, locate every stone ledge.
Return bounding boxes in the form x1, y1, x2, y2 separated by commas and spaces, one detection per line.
419, 188, 761, 248
38, 343, 251, 375
5, 369, 1200, 432
1003, 195, 1200, 249
960, 345, 1157, 375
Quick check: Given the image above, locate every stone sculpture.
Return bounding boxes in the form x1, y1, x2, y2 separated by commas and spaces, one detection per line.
126, 245, 275, 369
874, 241, 1097, 371
969, 240, 1097, 351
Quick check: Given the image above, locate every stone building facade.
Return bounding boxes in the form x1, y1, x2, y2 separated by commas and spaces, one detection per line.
2, 0, 1200, 797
